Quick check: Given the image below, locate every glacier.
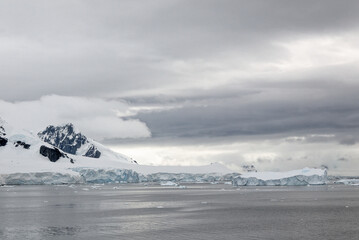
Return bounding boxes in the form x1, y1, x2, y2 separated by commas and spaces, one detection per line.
232, 168, 327, 186
72, 168, 140, 184
141, 172, 240, 183
0, 172, 83, 185
0, 169, 239, 185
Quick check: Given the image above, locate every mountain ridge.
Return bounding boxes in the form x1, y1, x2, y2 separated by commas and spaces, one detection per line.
38, 123, 101, 158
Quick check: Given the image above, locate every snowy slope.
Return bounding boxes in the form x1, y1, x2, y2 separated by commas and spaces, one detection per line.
0, 120, 75, 174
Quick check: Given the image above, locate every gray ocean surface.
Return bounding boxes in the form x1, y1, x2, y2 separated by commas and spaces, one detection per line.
0, 184, 358, 240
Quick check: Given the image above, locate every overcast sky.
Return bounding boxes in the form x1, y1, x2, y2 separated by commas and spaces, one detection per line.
1, 0, 359, 175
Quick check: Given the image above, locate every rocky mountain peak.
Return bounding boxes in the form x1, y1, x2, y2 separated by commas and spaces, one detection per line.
38, 123, 101, 158
241, 164, 257, 172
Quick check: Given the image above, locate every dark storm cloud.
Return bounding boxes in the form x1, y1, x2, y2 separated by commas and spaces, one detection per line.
1, 0, 359, 100
138, 0, 359, 57
126, 74, 359, 141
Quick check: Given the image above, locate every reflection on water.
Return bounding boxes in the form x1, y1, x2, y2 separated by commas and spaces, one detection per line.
0, 184, 358, 240
52, 203, 76, 208
42, 226, 81, 237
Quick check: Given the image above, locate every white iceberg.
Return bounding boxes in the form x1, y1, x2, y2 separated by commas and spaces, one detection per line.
232, 168, 327, 186
160, 181, 178, 186
334, 179, 359, 186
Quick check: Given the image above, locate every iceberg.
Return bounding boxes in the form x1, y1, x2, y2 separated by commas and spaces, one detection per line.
232, 168, 327, 186
160, 181, 178, 186
334, 179, 359, 186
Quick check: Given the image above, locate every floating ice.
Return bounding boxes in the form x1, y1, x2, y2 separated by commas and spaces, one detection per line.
160, 181, 178, 186
334, 179, 359, 186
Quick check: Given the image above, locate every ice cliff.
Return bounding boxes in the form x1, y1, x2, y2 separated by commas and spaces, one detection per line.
0, 169, 239, 185
232, 168, 327, 186
0, 172, 83, 185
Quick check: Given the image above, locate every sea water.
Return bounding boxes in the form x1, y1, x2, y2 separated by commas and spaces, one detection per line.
0, 184, 358, 240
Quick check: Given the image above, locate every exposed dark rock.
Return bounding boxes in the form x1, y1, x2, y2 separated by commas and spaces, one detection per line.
84, 145, 101, 158
241, 164, 257, 172
0, 137, 7, 147
39, 145, 64, 162
39, 145, 75, 164
0, 126, 5, 137
38, 123, 101, 158
14, 140, 31, 149
38, 124, 85, 154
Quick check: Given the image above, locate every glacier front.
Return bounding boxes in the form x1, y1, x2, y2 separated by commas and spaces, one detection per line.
0, 172, 83, 185
232, 168, 327, 186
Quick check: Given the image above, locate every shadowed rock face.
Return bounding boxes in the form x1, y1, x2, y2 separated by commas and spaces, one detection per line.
0, 126, 5, 137
0, 124, 7, 147
38, 124, 101, 158
241, 165, 257, 172
0, 137, 7, 147
39, 146, 64, 162
86, 145, 101, 158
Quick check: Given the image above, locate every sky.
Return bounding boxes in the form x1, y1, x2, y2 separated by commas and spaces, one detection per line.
1, 0, 359, 175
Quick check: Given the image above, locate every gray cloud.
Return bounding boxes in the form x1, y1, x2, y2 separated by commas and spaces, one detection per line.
1, 0, 359, 100
337, 157, 349, 162
1, 1, 359, 174
130, 77, 359, 139
339, 136, 357, 146
0, 95, 151, 140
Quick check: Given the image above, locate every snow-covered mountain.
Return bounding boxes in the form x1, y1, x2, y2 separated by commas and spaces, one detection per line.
0, 118, 76, 168
0, 118, 236, 185
38, 123, 101, 158
0, 119, 134, 168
